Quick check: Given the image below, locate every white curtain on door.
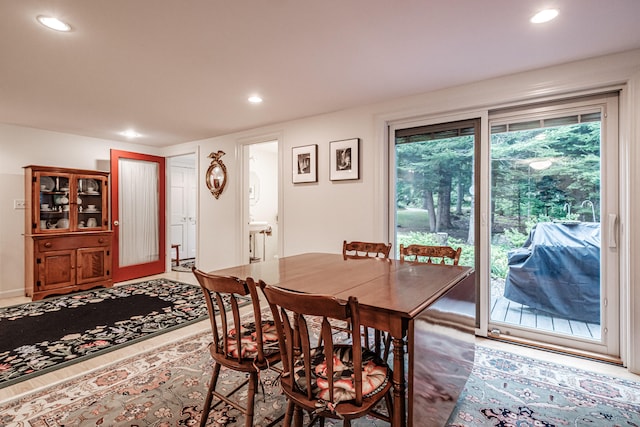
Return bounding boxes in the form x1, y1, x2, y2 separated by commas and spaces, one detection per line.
118, 158, 159, 266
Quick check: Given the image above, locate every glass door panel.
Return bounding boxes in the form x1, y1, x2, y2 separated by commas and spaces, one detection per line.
488, 95, 619, 356
394, 119, 478, 271
37, 172, 71, 231
76, 176, 106, 230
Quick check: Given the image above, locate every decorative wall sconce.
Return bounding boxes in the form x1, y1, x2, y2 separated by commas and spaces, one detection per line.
206, 150, 227, 199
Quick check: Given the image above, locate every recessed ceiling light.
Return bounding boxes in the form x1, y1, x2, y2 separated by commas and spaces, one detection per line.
120, 129, 142, 139
248, 95, 263, 104
530, 9, 559, 24
37, 15, 72, 32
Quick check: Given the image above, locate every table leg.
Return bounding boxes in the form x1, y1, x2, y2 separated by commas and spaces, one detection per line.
392, 335, 407, 427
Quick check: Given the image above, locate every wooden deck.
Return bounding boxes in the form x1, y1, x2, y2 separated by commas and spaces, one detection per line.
491, 294, 601, 341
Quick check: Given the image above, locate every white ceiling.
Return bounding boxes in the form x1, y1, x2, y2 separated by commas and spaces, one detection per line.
1, 1, 639, 147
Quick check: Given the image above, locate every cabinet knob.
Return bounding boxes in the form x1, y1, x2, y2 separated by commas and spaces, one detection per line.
98, 238, 105, 243
44, 242, 52, 248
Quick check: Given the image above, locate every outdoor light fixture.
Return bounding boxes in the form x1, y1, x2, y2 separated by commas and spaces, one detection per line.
529, 159, 553, 170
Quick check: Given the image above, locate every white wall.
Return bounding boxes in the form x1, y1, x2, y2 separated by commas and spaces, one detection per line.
0, 125, 162, 298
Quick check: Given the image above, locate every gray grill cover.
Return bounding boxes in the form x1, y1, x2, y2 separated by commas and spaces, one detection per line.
504, 222, 600, 323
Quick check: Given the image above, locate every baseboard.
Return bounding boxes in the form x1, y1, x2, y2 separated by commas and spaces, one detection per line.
0, 288, 27, 299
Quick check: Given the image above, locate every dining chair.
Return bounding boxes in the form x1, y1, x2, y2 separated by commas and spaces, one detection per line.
342, 240, 392, 260
192, 268, 281, 427
259, 282, 393, 427
399, 243, 462, 265
342, 240, 392, 357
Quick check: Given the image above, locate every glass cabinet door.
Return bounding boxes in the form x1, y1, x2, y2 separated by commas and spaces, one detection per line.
37, 172, 72, 232
76, 175, 107, 230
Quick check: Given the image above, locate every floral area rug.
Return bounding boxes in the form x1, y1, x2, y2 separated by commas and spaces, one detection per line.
0, 278, 225, 389
2, 327, 639, 426
448, 346, 640, 426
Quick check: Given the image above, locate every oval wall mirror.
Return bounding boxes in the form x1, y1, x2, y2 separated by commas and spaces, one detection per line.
206, 150, 227, 199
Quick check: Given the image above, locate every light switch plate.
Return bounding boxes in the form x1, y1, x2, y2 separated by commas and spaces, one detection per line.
14, 199, 26, 209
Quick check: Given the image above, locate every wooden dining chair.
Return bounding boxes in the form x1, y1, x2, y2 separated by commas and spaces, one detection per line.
342, 240, 392, 357
399, 243, 462, 265
259, 282, 393, 427
342, 240, 392, 260
192, 268, 281, 427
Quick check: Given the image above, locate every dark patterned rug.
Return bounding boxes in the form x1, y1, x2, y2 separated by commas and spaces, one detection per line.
0, 278, 218, 388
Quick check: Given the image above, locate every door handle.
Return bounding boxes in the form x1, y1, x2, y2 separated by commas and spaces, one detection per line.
608, 213, 617, 248
113, 220, 119, 226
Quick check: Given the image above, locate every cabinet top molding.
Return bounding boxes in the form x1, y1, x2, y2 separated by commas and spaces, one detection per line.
24, 165, 110, 177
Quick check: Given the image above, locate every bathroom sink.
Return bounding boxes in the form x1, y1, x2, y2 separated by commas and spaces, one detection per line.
249, 221, 270, 232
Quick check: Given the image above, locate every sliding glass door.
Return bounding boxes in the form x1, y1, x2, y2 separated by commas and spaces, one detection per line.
389, 93, 620, 358
488, 94, 619, 356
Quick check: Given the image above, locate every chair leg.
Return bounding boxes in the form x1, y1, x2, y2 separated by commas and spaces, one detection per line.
343, 419, 352, 427
200, 362, 221, 427
244, 372, 258, 427
283, 400, 294, 427
293, 405, 304, 427
384, 389, 394, 420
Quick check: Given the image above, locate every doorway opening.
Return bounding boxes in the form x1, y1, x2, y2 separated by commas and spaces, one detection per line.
169, 153, 197, 271
246, 141, 278, 263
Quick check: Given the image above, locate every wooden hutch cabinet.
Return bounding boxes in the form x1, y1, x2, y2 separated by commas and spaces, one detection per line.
24, 165, 113, 300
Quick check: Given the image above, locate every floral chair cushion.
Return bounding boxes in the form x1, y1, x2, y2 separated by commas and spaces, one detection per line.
222, 320, 279, 359
293, 345, 389, 406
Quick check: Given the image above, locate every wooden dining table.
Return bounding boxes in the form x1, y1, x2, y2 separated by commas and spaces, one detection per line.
209, 252, 476, 427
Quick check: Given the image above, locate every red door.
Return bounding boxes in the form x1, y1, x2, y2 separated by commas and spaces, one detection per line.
110, 150, 166, 282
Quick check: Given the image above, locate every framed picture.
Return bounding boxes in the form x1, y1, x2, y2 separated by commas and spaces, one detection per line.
330, 138, 359, 181
292, 144, 318, 183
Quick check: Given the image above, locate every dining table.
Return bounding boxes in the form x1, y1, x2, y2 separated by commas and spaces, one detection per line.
208, 252, 476, 427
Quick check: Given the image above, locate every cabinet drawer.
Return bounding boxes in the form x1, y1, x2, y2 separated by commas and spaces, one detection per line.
37, 234, 111, 252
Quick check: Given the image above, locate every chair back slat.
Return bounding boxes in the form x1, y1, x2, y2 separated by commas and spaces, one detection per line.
321, 317, 335, 403
399, 243, 462, 265
297, 314, 314, 400
279, 306, 294, 373
343, 240, 392, 260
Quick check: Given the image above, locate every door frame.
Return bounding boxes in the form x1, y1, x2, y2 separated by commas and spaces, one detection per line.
110, 149, 166, 282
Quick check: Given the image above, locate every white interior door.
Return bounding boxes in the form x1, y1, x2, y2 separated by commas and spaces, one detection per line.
170, 155, 196, 261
